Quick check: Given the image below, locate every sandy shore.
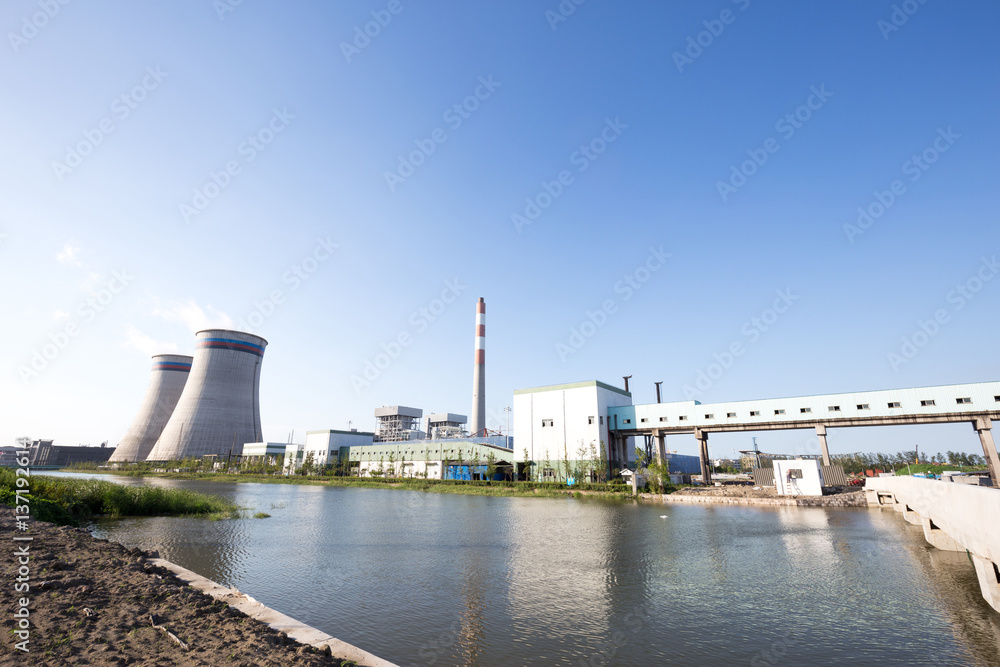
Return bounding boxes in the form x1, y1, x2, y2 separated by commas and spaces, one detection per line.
1, 509, 361, 666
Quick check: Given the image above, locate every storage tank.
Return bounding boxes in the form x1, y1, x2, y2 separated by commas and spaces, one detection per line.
109, 354, 193, 462
146, 330, 267, 461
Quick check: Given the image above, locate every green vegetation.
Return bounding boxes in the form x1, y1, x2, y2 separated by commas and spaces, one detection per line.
52, 465, 642, 499
0, 468, 239, 526
832, 450, 988, 474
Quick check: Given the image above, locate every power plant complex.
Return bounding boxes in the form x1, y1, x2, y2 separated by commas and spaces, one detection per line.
104, 299, 1000, 491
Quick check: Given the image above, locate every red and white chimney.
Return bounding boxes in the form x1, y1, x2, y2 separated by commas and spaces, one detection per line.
471, 297, 486, 436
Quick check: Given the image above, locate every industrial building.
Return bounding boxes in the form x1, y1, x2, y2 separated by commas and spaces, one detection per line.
17, 438, 114, 468
373, 406, 423, 442
241, 442, 288, 466
147, 329, 267, 461
608, 380, 1000, 484
110, 354, 192, 462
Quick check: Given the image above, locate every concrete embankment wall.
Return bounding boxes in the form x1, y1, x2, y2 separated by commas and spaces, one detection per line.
643, 491, 867, 507
866, 477, 1000, 614
151, 558, 398, 667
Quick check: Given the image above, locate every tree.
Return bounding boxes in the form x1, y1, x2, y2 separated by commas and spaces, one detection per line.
576, 442, 591, 483
300, 451, 316, 476
563, 443, 571, 482
486, 451, 497, 482
387, 451, 396, 478
522, 447, 531, 482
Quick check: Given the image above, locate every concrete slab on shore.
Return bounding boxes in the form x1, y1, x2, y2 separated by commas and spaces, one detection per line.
151, 558, 398, 667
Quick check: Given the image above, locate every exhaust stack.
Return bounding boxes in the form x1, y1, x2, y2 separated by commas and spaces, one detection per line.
471, 298, 486, 436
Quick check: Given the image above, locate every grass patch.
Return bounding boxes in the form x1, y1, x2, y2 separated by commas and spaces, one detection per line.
0, 468, 239, 526
252, 512, 271, 519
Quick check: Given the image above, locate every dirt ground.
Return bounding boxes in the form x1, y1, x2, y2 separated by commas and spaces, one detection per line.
673, 484, 781, 498
1, 509, 350, 667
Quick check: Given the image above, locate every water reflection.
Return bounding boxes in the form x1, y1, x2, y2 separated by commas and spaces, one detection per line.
45, 472, 999, 667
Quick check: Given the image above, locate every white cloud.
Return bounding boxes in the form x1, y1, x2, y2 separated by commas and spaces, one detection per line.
150, 297, 233, 334
56, 243, 84, 267
123, 325, 179, 356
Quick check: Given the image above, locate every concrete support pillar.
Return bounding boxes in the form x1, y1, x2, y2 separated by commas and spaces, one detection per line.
920, 517, 965, 552
974, 417, 1000, 486
971, 553, 1000, 614
655, 431, 666, 466
695, 428, 712, 484
816, 424, 831, 467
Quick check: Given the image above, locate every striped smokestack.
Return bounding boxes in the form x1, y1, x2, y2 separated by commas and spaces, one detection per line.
471, 297, 486, 436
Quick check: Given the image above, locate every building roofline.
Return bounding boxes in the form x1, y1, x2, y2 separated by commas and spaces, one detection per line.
514, 380, 631, 398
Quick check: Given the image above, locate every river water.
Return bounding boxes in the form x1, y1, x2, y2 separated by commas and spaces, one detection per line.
51, 473, 1000, 666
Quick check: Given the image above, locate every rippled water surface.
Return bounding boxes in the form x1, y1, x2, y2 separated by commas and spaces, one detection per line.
52, 473, 1000, 666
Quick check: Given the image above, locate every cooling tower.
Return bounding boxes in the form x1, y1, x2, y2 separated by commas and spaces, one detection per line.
146, 329, 267, 461
109, 355, 193, 462
471, 297, 486, 436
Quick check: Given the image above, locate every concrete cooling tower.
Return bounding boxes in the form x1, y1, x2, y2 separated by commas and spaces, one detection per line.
146, 329, 267, 461
109, 355, 193, 462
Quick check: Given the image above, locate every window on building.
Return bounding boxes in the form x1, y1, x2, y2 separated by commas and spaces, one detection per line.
640, 418, 648, 423
600, 416, 604, 425
727, 412, 736, 418
750, 411, 760, 417
774, 409, 786, 415
957, 397, 972, 404
541, 419, 553, 427
994, 396, 1000, 403
920, 399, 935, 407
624, 419, 632, 424
800, 407, 812, 414
704, 414, 714, 420
659, 416, 668, 422
887, 402, 901, 409
857, 404, 870, 410
829, 406, 841, 412
678, 416, 688, 421
588, 416, 595, 425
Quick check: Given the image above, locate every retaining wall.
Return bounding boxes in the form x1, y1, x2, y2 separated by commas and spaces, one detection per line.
865, 476, 1000, 614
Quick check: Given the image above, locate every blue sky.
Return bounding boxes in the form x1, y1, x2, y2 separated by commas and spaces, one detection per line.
2, 0, 998, 460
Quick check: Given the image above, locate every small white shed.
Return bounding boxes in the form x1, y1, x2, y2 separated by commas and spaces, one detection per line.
773, 459, 824, 497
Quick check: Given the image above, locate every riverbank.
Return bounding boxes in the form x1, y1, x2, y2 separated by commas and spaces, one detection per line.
642, 487, 868, 507
1, 509, 392, 666
65, 469, 640, 500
